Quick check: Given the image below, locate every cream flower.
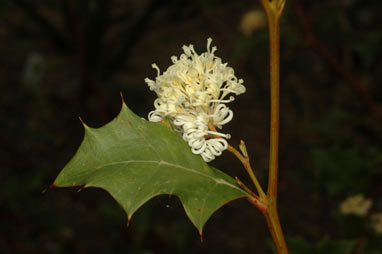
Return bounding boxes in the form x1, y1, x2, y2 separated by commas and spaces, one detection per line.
146, 38, 245, 162
370, 213, 382, 234
239, 9, 266, 36
339, 194, 373, 217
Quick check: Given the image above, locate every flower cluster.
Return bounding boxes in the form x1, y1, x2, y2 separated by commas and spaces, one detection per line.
371, 213, 382, 234
146, 38, 245, 162
339, 194, 372, 217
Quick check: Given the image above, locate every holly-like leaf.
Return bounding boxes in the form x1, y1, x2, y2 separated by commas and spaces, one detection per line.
53, 100, 249, 234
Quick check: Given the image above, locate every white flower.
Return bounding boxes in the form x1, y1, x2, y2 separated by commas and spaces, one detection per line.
370, 213, 382, 234
146, 38, 245, 162
339, 194, 373, 217
239, 9, 266, 36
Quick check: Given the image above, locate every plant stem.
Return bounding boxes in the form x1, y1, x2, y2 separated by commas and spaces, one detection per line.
235, 176, 259, 200
207, 119, 267, 198
262, 204, 288, 254
208, 2, 288, 252
228, 144, 266, 199
259, 0, 288, 253
265, 6, 280, 202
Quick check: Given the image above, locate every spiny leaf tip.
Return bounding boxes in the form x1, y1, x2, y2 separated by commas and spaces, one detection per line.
78, 117, 88, 128
42, 183, 57, 193
120, 91, 126, 105
127, 215, 132, 228
77, 185, 87, 192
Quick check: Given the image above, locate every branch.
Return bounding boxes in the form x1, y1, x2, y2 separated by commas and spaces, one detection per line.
192, 1, 234, 56
63, 0, 109, 121
13, 0, 71, 51
85, 0, 112, 67
258, 1, 288, 253
291, 0, 378, 112
103, 0, 163, 79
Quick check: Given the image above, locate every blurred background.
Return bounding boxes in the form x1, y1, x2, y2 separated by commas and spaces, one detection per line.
1, 0, 381, 253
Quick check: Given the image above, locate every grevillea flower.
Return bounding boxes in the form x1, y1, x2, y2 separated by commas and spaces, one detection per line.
146, 38, 245, 162
371, 213, 382, 234
339, 194, 373, 217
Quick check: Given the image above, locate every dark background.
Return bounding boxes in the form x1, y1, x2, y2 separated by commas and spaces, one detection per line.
1, 0, 381, 253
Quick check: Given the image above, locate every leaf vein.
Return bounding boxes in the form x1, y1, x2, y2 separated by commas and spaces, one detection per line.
95, 160, 243, 191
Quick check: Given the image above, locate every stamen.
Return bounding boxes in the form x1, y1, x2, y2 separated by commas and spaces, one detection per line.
208, 96, 235, 104
152, 64, 160, 76
219, 88, 238, 94
201, 149, 214, 162
206, 130, 231, 139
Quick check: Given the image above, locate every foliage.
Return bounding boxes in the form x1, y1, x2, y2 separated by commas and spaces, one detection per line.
288, 107, 382, 254
2, 0, 381, 252
293, 108, 380, 200
54, 101, 250, 234
285, 237, 356, 254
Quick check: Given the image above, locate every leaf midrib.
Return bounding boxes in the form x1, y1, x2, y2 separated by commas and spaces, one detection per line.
94, 160, 244, 192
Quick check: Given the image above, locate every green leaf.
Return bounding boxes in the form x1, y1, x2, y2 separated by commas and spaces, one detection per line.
54, 100, 249, 235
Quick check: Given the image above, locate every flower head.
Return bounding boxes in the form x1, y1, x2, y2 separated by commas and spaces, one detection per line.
146, 38, 245, 162
370, 213, 382, 234
239, 9, 266, 36
339, 194, 372, 217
